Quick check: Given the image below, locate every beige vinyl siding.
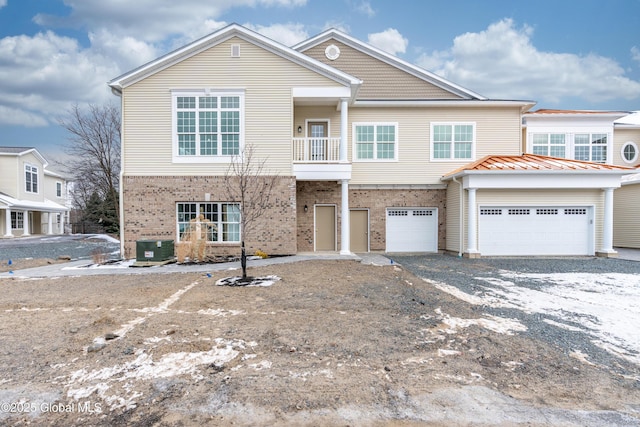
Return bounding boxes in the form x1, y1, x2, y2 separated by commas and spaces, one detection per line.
0, 156, 18, 197
347, 106, 522, 185
613, 183, 640, 248
122, 37, 343, 176
612, 128, 640, 166
302, 40, 461, 99
445, 181, 463, 254
475, 189, 604, 251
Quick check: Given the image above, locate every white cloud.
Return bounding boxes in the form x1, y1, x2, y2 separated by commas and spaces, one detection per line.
0, 104, 48, 127
0, 0, 7, 9
355, 0, 375, 17
244, 23, 309, 46
323, 20, 350, 34
368, 28, 408, 56
416, 18, 640, 104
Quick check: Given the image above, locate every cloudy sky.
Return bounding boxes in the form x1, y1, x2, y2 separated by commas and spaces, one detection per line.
1, 0, 639, 162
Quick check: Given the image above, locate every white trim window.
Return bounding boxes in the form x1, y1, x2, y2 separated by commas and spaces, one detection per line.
56, 181, 63, 198
353, 123, 398, 161
25, 164, 38, 193
172, 90, 244, 163
574, 133, 607, 163
431, 123, 475, 160
176, 202, 240, 243
11, 212, 24, 229
532, 133, 566, 157
621, 141, 639, 164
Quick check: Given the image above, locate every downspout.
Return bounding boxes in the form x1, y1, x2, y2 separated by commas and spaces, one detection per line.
112, 87, 126, 259
452, 176, 463, 258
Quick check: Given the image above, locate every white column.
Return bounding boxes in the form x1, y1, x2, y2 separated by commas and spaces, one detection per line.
340, 179, 351, 255
340, 98, 348, 162
4, 208, 12, 237
600, 188, 616, 254
22, 210, 30, 236
47, 212, 54, 235
59, 212, 65, 234
466, 188, 478, 255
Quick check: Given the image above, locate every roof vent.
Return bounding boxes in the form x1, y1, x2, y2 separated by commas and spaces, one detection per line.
325, 44, 340, 61
231, 44, 240, 58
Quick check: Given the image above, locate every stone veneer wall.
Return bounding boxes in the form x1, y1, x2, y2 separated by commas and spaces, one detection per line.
296, 181, 446, 252
122, 176, 297, 259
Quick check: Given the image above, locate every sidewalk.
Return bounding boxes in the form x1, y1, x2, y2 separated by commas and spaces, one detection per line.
0, 252, 392, 278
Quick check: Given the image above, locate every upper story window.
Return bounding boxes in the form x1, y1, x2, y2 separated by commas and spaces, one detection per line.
621, 141, 638, 164
431, 123, 475, 160
173, 91, 243, 162
528, 132, 609, 164
25, 164, 38, 193
532, 133, 566, 157
353, 123, 398, 161
56, 182, 63, 198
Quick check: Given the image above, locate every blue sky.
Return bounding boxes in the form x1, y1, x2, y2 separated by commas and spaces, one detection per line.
1, 0, 639, 164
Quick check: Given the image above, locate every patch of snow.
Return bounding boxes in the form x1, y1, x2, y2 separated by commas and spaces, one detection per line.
197, 308, 245, 317
215, 275, 280, 287
438, 349, 461, 357
249, 360, 272, 370
435, 308, 527, 336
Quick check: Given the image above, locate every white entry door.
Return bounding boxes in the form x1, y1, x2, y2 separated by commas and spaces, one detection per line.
386, 208, 438, 252
478, 206, 593, 256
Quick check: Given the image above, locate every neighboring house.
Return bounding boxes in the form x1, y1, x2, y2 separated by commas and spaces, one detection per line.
108, 24, 633, 259
523, 110, 640, 249
0, 147, 69, 237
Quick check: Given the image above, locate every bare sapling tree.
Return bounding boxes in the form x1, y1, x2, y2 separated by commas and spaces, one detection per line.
58, 103, 121, 230
224, 144, 278, 280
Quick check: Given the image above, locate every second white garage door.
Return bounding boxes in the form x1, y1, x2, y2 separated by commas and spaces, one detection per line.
478, 206, 593, 256
386, 208, 438, 252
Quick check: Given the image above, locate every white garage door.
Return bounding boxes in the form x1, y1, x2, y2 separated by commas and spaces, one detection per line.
386, 208, 438, 252
478, 206, 593, 256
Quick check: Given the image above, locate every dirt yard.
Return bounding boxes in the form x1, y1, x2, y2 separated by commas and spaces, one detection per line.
0, 259, 639, 426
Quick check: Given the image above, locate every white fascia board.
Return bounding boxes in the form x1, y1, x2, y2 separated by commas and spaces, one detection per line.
457, 172, 625, 189
294, 29, 486, 100
354, 99, 536, 111
109, 24, 362, 92
292, 86, 352, 98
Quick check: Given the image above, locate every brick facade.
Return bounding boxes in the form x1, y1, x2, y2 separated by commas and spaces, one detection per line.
296, 181, 446, 252
122, 176, 297, 259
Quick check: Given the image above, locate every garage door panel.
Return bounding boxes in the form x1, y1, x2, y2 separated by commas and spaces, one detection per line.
386, 208, 437, 253
479, 206, 592, 256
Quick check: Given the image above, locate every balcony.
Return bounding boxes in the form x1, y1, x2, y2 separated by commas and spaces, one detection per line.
292, 137, 351, 180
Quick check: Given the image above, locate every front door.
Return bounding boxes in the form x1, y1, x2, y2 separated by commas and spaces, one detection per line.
315, 205, 336, 251
350, 209, 369, 252
308, 121, 328, 161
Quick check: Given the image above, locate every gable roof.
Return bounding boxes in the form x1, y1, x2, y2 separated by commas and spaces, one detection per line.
614, 111, 640, 128
109, 23, 362, 95
443, 154, 635, 179
0, 146, 48, 166
294, 28, 486, 100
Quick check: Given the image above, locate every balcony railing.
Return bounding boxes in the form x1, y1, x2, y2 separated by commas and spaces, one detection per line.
292, 137, 341, 163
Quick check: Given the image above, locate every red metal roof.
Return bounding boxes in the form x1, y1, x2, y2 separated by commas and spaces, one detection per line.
443, 154, 635, 177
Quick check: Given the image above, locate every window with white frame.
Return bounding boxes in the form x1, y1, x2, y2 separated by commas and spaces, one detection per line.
531, 133, 566, 157
56, 182, 62, 198
176, 202, 240, 243
25, 164, 38, 193
353, 123, 397, 160
11, 212, 24, 229
431, 123, 474, 160
621, 141, 638, 164
174, 92, 243, 158
574, 133, 607, 163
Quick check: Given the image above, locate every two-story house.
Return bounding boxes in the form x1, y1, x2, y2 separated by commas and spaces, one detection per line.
0, 146, 69, 237
109, 24, 633, 259
523, 110, 640, 249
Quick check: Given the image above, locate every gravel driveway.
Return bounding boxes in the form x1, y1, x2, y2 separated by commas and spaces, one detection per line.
393, 254, 640, 381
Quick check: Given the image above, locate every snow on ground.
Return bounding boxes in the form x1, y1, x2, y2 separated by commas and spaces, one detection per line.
429, 271, 640, 366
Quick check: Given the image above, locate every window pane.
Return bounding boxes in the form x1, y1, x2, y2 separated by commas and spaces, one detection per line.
356, 125, 374, 142
454, 142, 472, 159
592, 134, 607, 144
177, 112, 195, 132
376, 125, 395, 142
221, 96, 239, 109
623, 144, 636, 161
177, 97, 195, 109
433, 142, 451, 159
575, 146, 590, 161
433, 125, 451, 143
575, 134, 589, 145
533, 134, 548, 144
200, 134, 217, 155
549, 146, 565, 157
221, 111, 239, 133
222, 134, 239, 155
533, 146, 548, 156
357, 142, 374, 159
199, 97, 217, 109
550, 134, 565, 144
454, 125, 473, 142
199, 111, 217, 133
377, 142, 394, 159
178, 134, 196, 155
592, 146, 606, 163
